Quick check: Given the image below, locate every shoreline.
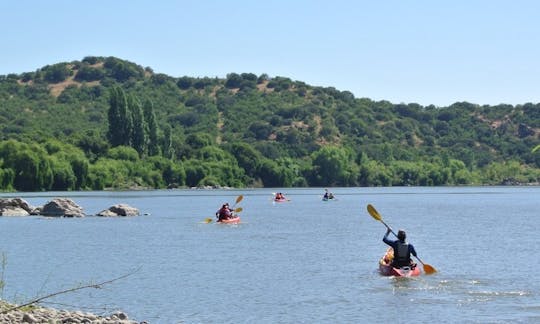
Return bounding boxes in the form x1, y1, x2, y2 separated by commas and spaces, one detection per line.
0, 300, 145, 324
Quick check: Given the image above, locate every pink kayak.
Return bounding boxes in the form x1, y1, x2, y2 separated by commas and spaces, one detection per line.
378, 248, 420, 277
217, 216, 241, 224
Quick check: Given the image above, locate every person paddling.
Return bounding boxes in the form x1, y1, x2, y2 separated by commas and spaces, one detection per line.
323, 189, 334, 200
383, 228, 417, 268
216, 203, 232, 222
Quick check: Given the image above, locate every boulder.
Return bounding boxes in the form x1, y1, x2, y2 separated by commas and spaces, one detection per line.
40, 198, 85, 217
0, 207, 29, 216
0, 198, 35, 216
96, 204, 140, 217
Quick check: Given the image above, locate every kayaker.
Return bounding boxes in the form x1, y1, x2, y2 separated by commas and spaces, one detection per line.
323, 189, 334, 200
216, 203, 232, 222
383, 229, 417, 268
275, 192, 285, 200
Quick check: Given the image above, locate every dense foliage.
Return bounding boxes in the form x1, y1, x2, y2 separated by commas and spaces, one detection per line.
0, 56, 538, 191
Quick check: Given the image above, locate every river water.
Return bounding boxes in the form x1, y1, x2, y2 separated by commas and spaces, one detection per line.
0, 187, 538, 323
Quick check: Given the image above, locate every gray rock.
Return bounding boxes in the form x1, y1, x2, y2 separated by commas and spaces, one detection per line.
0, 206, 30, 216
40, 198, 85, 217
21, 313, 37, 323
96, 204, 140, 217
0, 198, 35, 216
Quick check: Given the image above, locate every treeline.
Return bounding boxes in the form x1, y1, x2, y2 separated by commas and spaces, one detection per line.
0, 56, 538, 191
0, 137, 537, 192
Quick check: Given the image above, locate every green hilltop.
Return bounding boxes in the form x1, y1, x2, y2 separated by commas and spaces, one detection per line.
0, 56, 538, 191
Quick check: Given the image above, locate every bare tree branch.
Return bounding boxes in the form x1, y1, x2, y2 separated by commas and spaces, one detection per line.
0, 267, 141, 314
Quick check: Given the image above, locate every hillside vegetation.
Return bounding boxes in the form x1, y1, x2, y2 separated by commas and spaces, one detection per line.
0, 56, 538, 191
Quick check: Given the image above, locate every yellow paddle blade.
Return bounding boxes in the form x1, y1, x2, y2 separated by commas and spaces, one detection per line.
234, 207, 243, 213
423, 263, 437, 275
235, 195, 244, 204
204, 217, 213, 223
367, 204, 382, 221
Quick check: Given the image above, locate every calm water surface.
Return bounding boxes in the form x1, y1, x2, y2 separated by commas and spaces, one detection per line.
1, 187, 539, 323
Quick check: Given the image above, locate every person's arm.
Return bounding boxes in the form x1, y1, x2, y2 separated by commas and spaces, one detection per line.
382, 229, 393, 246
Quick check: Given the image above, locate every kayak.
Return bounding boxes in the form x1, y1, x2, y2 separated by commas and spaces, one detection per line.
274, 198, 288, 202
217, 216, 241, 224
379, 248, 420, 277
322, 197, 336, 201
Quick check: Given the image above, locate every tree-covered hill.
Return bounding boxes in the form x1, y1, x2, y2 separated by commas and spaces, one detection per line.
0, 56, 538, 191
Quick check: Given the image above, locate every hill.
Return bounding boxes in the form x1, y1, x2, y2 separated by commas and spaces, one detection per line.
0, 56, 538, 191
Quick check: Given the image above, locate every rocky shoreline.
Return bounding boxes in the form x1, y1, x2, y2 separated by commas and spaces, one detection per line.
0, 198, 140, 218
0, 300, 144, 323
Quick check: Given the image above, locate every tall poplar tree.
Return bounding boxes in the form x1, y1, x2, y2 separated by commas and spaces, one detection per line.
119, 90, 133, 147
107, 86, 132, 147
130, 96, 147, 156
162, 125, 174, 160
143, 99, 160, 156
107, 87, 123, 146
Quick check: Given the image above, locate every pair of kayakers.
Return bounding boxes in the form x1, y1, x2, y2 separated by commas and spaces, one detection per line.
274, 192, 286, 200
215, 203, 233, 222
382, 228, 417, 269
323, 189, 334, 200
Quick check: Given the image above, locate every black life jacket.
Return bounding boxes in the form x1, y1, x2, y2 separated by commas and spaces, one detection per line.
395, 241, 410, 266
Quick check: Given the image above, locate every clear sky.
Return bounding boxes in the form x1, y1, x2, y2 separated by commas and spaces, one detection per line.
2, 0, 539, 107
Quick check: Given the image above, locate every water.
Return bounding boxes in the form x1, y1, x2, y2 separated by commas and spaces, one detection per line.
0, 187, 539, 323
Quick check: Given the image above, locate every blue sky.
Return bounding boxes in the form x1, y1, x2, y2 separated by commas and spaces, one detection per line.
2, 0, 539, 107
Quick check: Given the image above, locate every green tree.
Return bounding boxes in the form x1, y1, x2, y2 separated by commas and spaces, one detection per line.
75, 65, 104, 82
0, 140, 54, 191
226, 142, 262, 178
50, 158, 77, 190
144, 99, 160, 156
130, 96, 147, 156
107, 87, 133, 147
42, 63, 71, 83
309, 146, 358, 186
162, 125, 175, 159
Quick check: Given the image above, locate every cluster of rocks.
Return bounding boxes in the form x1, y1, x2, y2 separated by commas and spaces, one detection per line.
0, 198, 140, 218
0, 301, 143, 323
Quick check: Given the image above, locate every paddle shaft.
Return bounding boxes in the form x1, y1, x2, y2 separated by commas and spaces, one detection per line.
381, 220, 396, 237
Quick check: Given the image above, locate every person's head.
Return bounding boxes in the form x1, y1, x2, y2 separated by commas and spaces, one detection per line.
223, 203, 229, 208
397, 230, 406, 242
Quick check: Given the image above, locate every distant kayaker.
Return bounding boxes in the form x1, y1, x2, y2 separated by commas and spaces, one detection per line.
275, 192, 285, 200
216, 203, 232, 222
383, 229, 417, 268
323, 189, 334, 200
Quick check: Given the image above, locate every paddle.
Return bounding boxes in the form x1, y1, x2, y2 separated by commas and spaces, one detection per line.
232, 195, 243, 208
367, 204, 437, 275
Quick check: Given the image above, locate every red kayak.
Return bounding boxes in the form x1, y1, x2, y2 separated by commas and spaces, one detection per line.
274, 197, 289, 202
379, 248, 420, 277
217, 216, 241, 224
